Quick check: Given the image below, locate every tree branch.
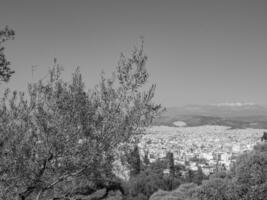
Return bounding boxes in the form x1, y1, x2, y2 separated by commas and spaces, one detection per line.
36, 189, 43, 200
45, 167, 87, 191
18, 153, 53, 200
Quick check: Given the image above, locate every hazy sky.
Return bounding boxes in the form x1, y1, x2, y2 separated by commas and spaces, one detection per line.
1, 0, 267, 106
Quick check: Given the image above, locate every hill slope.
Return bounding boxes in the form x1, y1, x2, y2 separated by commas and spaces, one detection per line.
154, 104, 267, 129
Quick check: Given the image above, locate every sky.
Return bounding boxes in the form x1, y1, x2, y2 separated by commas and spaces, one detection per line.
1, 0, 267, 107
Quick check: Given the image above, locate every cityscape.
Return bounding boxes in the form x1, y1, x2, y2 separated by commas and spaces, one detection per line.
139, 124, 265, 175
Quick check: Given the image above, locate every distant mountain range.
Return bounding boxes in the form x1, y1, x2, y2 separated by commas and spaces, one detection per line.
153, 104, 267, 129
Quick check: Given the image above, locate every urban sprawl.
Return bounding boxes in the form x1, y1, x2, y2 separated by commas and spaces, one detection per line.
138, 125, 265, 175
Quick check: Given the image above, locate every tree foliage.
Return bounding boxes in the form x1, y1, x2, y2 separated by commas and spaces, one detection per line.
229, 142, 267, 200
0, 43, 163, 200
0, 26, 15, 82
149, 183, 198, 200
148, 142, 267, 200
126, 159, 183, 200
126, 145, 141, 177
193, 142, 267, 200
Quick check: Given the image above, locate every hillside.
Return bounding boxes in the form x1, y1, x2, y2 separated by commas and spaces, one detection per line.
154, 104, 267, 129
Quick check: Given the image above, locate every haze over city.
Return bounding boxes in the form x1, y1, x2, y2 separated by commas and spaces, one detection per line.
1, 0, 267, 106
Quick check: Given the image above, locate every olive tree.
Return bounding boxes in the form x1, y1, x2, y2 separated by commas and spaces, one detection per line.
0, 43, 163, 200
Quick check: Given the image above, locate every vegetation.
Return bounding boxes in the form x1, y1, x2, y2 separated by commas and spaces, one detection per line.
150, 183, 198, 200
126, 160, 183, 200
149, 142, 267, 200
0, 26, 15, 82
0, 42, 163, 200
124, 150, 209, 200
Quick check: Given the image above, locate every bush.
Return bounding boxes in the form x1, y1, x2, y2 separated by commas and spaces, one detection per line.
149, 143, 267, 200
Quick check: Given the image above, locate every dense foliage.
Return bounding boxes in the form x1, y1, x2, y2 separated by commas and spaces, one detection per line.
126, 162, 182, 200
0, 43, 163, 200
125, 155, 205, 200
149, 142, 267, 200
0, 26, 15, 82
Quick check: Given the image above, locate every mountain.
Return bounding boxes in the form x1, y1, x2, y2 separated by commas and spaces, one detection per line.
154, 104, 267, 129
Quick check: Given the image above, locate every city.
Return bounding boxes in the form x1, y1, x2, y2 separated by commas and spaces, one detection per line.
139, 124, 265, 175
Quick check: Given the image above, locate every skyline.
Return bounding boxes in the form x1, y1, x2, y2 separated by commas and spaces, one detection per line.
1, 0, 267, 106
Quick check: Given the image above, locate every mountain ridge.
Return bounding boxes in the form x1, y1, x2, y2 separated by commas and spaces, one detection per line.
154, 104, 267, 129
